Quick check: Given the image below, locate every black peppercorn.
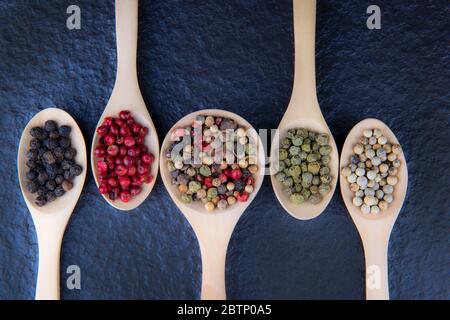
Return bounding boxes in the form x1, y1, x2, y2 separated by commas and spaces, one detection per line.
42, 151, 56, 164
26, 170, 38, 181
58, 125, 71, 137
59, 138, 70, 149
55, 175, 64, 185
69, 164, 82, 176
30, 127, 45, 139
64, 148, 77, 160
29, 138, 41, 149
44, 120, 57, 132
62, 180, 73, 192
46, 191, 56, 202
46, 180, 56, 191
27, 181, 38, 193
35, 196, 47, 207
54, 186, 65, 197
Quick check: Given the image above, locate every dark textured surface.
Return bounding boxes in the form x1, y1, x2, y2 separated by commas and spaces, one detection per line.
0, 0, 448, 300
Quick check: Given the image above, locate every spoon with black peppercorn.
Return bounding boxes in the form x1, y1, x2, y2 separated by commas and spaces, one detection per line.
160, 109, 265, 300
17, 107, 87, 300
270, 0, 338, 220
340, 119, 408, 300
91, 0, 159, 210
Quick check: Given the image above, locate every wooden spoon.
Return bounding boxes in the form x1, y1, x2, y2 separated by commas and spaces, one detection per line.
91, 0, 159, 210
160, 109, 265, 300
270, 0, 338, 220
340, 118, 408, 300
17, 107, 87, 300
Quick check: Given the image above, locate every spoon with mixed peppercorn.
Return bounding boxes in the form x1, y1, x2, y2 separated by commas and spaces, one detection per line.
160, 109, 265, 300
91, 0, 159, 210
270, 0, 338, 220
340, 119, 408, 300
17, 108, 87, 299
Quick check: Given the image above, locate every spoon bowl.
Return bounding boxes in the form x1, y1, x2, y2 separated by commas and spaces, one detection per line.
270, 0, 338, 220
160, 109, 265, 299
17, 107, 87, 299
340, 118, 408, 299
90, 0, 159, 210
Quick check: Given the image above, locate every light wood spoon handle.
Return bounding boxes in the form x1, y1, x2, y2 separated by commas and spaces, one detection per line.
362, 234, 390, 300
115, 0, 139, 87
288, 0, 320, 117
34, 215, 68, 300
198, 235, 228, 300
187, 213, 241, 300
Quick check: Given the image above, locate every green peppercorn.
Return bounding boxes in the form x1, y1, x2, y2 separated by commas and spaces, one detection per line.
181, 194, 193, 203
283, 177, 294, 187
276, 172, 286, 182
308, 162, 321, 175
188, 181, 202, 193
279, 149, 288, 160
199, 165, 211, 176
290, 193, 305, 205
319, 145, 332, 156
289, 146, 300, 156
207, 187, 218, 200
291, 136, 303, 146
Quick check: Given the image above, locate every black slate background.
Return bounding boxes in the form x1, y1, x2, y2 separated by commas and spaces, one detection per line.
0, 0, 448, 300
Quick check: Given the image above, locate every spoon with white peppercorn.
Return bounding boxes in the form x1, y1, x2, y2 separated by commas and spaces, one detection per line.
17, 108, 87, 300
270, 0, 338, 220
340, 118, 408, 300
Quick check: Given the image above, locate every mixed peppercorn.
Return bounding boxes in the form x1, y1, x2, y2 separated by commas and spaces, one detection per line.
25, 120, 82, 207
341, 129, 402, 214
274, 128, 333, 205
94, 110, 155, 203
165, 115, 258, 212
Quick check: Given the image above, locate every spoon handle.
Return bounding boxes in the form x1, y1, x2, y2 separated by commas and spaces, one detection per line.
188, 214, 240, 300
198, 237, 228, 300
115, 0, 139, 88
34, 219, 66, 300
283, 0, 326, 124
362, 236, 390, 300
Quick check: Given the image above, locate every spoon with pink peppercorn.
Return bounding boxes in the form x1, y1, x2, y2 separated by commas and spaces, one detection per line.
18, 107, 87, 299
160, 109, 265, 300
91, 0, 159, 210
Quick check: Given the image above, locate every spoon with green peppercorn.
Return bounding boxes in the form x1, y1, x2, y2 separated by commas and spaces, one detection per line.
90, 0, 159, 210
340, 118, 408, 300
17, 107, 87, 299
270, 0, 338, 220
160, 109, 265, 300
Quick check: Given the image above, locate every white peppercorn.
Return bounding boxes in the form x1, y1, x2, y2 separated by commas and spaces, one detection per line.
356, 176, 368, 187
378, 136, 387, 145
361, 204, 371, 214
347, 174, 357, 183
382, 185, 394, 194
371, 205, 380, 214
375, 190, 384, 199
379, 200, 388, 211
387, 176, 398, 186
353, 197, 363, 206
384, 194, 393, 203
366, 170, 377, 180
363, 129, 373, 138
355, 167, 365, 177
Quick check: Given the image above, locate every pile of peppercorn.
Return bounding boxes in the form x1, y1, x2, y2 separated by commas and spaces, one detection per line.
165, 115, 258, 212
341, 128, 402, 215
94, 110, 155, 203
274, 128, 333, 205
25, 120, 82, 207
